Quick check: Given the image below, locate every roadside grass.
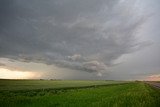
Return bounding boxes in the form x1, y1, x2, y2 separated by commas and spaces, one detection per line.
0, 81, 160, 107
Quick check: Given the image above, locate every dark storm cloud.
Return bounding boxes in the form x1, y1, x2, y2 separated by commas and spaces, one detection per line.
0, 0, 149, 73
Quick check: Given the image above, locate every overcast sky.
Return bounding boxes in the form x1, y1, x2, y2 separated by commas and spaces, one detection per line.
0, 0, 160, 80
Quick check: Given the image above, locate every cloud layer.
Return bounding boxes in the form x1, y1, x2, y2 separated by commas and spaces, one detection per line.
0, 0, 149, 74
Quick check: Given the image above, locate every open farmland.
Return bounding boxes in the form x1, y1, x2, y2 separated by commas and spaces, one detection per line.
0, 80, 160, 107
0, 79, 127, 91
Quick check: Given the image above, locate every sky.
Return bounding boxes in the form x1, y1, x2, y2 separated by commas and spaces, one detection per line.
0, 0, 160, 80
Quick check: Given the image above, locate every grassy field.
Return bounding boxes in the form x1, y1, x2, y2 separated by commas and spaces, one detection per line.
0, 79, 127, 91
0, 80, 160, 107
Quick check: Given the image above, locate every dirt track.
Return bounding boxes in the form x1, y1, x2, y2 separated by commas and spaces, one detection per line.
145, 81, 160, 89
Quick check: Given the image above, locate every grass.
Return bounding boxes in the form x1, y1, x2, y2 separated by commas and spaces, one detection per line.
0, 79, 127, 91
0, 80, 160, 107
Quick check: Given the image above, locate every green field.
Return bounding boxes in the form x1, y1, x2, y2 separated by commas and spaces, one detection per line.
0, 79, 127, 91
0, 80, 160, 107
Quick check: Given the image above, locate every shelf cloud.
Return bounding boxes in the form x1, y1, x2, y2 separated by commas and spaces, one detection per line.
0, 0, 159, 79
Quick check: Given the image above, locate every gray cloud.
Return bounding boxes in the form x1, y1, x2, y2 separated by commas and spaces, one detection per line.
0, 62, 25, 71
0, 0, 150, 73
0, 63, 6, 66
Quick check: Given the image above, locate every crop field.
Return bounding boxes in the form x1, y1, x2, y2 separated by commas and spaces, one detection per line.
0, 79, 127, 91
0, 80, 160, 107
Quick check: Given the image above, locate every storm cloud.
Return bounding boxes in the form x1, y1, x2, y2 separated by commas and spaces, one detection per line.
0, 0, 150, 74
